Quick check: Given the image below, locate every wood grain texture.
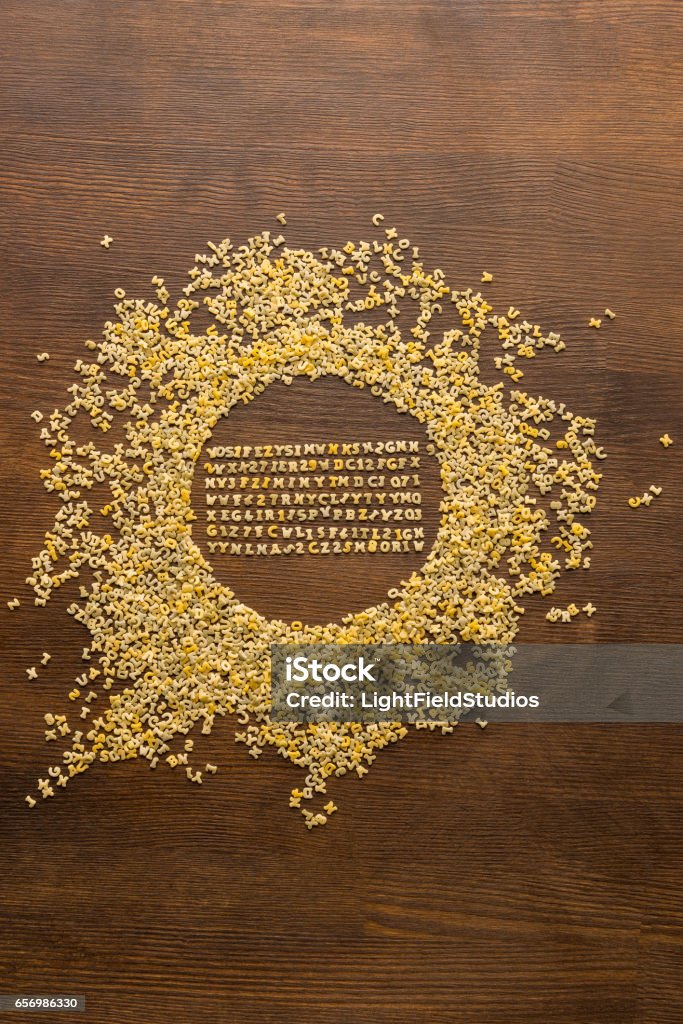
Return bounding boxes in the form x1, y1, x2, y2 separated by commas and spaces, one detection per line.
0, 1, 682, 1021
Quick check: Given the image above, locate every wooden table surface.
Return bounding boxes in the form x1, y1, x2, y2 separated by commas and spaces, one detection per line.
1, 2, 682, 1021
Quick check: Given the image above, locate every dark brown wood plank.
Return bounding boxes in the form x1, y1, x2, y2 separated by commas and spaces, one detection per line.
0, 2, 681, 1022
